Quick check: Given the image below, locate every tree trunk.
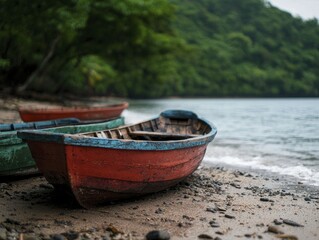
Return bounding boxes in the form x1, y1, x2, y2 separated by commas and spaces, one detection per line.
17, 36, 60, 93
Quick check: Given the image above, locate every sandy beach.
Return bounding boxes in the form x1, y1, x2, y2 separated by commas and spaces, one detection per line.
0, 97, 318, 240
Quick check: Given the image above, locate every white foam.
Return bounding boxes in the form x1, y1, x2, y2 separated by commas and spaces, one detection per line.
204, 155, 319, 186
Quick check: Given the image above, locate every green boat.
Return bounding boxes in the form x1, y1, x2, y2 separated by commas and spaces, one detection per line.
0, 117, 124, 177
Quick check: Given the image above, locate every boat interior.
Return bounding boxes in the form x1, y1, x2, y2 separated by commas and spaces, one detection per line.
83, 115, 211, 141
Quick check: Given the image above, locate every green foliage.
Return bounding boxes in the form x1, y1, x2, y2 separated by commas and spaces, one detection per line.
168, 0, 319, 97
0, 0, 319, 98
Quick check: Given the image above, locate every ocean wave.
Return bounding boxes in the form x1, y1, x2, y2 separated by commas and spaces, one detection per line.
204, 154, 319, 186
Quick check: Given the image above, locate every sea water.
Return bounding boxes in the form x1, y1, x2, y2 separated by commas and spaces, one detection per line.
123, 98, 319, 186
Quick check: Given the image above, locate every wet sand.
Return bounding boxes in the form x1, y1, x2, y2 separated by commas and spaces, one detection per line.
0, 97, 319, 240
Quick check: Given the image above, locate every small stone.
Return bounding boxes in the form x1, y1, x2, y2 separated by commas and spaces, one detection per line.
206, 207, 217, 213
61, 231, 79, 240
0, 183, 9, 189
0, 228, 7, 240
155, 208, 164, 214
22, 234, 40, 240
209, 221, 220, 228
198, 233, 214, 239
39, 183, 54, 190
50, 234, 67, 240
217, 207, 226, 212
283, 219, 304, 227
275, 234, 298, 240
309, 195, 319, 200
274, 219, 283, 225
260, 197, 269, 202
267, 225, 283, 234
304, 197, 311, 202
224, 214, 235, 219
5, 218, 20, 225
230, 182, 241, 189
146, 230, 170, 240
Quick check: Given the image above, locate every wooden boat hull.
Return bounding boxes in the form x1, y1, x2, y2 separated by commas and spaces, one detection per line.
0, 117, 124, 177
26, 141, 207, 207
18, 110, 217, 208
19, 102, 128, 122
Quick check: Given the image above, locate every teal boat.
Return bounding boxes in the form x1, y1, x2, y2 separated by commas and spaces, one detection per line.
0, 117, 124, 177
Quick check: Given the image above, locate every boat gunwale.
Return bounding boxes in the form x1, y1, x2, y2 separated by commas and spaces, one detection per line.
17, 115, 217, 151
2, 117, 124, 146
18, 102, 129, 114
0, 118, 80, 133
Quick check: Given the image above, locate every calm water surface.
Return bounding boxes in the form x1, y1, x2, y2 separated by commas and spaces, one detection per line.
123, 98, 319, 186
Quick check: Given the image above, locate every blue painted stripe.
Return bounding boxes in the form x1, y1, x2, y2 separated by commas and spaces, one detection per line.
63, 133, 216, 151
0, 118, 80, 132
18, 111, 218, 151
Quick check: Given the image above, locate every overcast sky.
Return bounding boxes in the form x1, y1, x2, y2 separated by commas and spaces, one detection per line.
267, 0, 319, 19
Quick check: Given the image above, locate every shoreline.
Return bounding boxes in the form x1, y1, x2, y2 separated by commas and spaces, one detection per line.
1, 97, 319, 239
204, 161, 319, 191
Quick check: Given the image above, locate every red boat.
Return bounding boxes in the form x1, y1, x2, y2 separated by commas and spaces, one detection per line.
18, 102, 129, 122
18, 110, 217, 208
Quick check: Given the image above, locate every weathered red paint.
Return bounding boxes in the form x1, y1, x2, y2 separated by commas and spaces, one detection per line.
21, 110, 217, 208
27, 140, 207, 208
19, 102, 128, 122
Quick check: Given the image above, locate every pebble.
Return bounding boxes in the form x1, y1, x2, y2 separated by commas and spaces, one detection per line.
275, 234, 298, 240
304, 197, 311, 202
61, 231, 79, 240
230, 182, 241, 189
215, 231, 224, 235
206, 207, 217, 213
102, 235, 111, 240
198, 233, 214, 239
146, 230, 170, 240
224, 214, 235, 219
155, 208, 164, 214
309, 194, 319, 200
209, 221, 220, 228
50, 234, 67, 240
39, 183, 54, 190
0, 183, 9, 189
283, 219, 304, 227
22, 233, 40, 240
267, 225, 283, 234
0, 228, 6, 240
217, 207, 226, 212
260, 197, 269, 202
274, 219, 283, 225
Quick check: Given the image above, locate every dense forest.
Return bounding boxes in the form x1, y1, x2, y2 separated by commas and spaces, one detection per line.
1, 0, 319, 98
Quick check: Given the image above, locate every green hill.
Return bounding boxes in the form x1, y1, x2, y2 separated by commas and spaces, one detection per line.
1, 0, 318, 98
170, 0, 319, 97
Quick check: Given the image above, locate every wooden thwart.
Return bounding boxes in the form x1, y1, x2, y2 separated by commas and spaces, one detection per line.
129, 130, 199, 140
